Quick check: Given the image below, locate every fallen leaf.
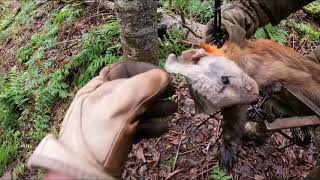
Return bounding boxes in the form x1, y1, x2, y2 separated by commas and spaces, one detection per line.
254, 174, 265, 180
136, 146, 146, 163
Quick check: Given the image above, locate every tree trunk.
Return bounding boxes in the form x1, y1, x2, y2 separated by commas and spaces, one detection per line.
115, 0, 159, 64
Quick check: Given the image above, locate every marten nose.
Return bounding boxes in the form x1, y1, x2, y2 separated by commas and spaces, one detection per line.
249, 93, 260, 105
245, 85, 259, 104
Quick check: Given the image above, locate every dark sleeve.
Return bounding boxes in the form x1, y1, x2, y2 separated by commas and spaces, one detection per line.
259, 0, 315, 25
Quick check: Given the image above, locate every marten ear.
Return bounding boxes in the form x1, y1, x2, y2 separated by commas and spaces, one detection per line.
180, 49, 207, 64
200, 43, 224, 57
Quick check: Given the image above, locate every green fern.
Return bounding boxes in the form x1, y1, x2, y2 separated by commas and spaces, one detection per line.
209, 166, 232, 180
188, 0, 213, 23
0, 2, 84, 175
0, 130, 20, 174
254, 23, 287, 44
72, 20, 121, 86
303, 0, 320, 18
12, 162, 25, 180
159, 26, 189, 67
293, 22, 320, 41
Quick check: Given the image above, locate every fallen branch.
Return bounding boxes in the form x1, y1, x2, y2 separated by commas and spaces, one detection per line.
191, 166, 216, 180
165, 169, 182, 180
172, 130, 185, 171
182, 23, 202, 39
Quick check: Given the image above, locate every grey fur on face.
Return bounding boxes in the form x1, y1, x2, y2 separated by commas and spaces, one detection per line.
165, 50, 259, 115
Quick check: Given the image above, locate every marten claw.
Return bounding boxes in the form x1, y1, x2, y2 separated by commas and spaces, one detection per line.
218, 144, 237, 171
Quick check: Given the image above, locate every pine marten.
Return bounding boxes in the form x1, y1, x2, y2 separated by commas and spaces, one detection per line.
164, 39, 320, 170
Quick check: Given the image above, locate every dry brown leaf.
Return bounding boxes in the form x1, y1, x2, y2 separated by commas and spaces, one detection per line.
254, 174, 265, 180
165, 169, 182, 180
136, 146, 146, 163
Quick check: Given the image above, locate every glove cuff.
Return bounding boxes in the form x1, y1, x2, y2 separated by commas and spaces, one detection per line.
27, 134, 117, 180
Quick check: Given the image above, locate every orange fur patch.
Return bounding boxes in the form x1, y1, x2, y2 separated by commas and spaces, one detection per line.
200, 43, 224, 56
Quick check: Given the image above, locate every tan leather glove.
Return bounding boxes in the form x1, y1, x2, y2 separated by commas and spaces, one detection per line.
27, 61, 177, 179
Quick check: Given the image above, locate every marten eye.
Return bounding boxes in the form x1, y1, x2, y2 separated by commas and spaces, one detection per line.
221, 76, 230, 85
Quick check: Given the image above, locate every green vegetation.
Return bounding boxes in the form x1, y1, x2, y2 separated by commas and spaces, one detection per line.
292, 22, 320, 41
0, 1, 36, 43
74, 21, 121, 86
0, 2, 122, 176
159, 26, 189, 67
254, 22, 288, 44
1, 0, 319, 179
303, 0, 320, 18
209, 166, 232, 180
161, 0, 214, 23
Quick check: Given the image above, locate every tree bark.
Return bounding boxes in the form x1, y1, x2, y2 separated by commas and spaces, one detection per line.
115, 0, 159, 64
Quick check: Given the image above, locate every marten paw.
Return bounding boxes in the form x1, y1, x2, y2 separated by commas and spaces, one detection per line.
218, 144, 237, 170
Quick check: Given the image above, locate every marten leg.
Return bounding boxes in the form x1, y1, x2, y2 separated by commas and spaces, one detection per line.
219, 105, 248, 170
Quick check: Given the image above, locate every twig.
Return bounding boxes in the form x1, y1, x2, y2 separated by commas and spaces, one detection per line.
195, 112, 220, 130
182, 23, 202, 39
172, 130, 185, 171
155, 137, 162, 145
233, 169, 255, 179
165, 169, 182, 180
179, 40, 200, 47
180, 148, 198, 155
191, 166, 216, 180
53, 39, 81, 46
178, 107, 192, 117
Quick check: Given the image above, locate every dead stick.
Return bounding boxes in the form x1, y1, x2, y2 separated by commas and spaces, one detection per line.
172, 130, 185, 171
233, 169, 255, 179
191, 166, 216, 180
182, 23, 202, 39
165, 169, 182, 180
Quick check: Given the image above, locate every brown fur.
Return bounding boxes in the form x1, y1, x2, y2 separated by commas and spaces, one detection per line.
217, 39, 320, 170
222, 39, 320, 106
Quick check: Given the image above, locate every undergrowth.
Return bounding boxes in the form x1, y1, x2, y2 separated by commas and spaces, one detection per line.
161, 0, 214, 23
291, 21, 320, 41
0, 1, 36, 44
0, 1, 124, 176
159, 26, 189, 67
303, 0, 320, 18
209, 166, 232, 180
254, 22, 288, 44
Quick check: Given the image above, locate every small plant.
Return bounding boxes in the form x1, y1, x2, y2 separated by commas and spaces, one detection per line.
292, 22, 320, 41
254, 23, 288, 44
188, 0, 213, 23
159, 26, 189, 67
0, 2, 83, 176
209, 166, 232, 180
303, 0, 320, 19
73, 20, 121, 87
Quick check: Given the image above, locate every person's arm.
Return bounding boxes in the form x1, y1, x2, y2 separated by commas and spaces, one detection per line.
205, 0, 315, 44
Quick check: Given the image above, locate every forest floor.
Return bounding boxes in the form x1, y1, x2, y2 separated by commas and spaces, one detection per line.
1, 1, 320, 180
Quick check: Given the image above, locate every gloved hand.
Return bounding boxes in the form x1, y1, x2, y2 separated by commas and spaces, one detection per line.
27, 61, 177, 179
204, 1, 270, 47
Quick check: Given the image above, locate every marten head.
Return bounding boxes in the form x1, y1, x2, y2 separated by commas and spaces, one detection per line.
165, 47, 259, 114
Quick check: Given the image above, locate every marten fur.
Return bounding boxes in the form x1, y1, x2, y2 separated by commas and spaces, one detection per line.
221, 40, 320, 106
217, 39, 320, 170
165, 39, 320, 170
